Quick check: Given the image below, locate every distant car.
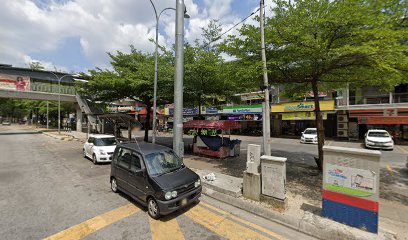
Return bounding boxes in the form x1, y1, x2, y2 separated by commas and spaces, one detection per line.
365, 129, 394, 150
300, 128, 318, 144
83, 134, 117, 164
110, 142, 201, 219
2, 120, 11, 126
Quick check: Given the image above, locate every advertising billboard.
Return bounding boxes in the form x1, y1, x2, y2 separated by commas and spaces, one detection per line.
0, 74, 30, 91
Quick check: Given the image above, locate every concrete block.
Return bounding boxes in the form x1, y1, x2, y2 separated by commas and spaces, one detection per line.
243, 171, 261, 201
246, 144, 261, 174
260, 194, 288, 210
261, 155, 287, 201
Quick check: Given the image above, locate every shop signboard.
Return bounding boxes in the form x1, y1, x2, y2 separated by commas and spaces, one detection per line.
205, 106, 219, 114
227, 115, 243, 120
272, 100, 334, 113
167, 107, 199, 116
358, 116, 408, 125
243, 114, 262, 121
0, 74, 30, 91
223, 104, 263, 114
282, 112, 327, 120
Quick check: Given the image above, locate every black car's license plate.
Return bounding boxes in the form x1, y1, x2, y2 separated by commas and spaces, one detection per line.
180, 198, 188, 206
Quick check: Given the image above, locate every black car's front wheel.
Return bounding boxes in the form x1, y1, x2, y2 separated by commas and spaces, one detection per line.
111, 178, 118, 193
148, 198, 160, 219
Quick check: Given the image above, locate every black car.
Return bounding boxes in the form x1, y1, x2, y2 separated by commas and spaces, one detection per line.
110, 142, 201, 219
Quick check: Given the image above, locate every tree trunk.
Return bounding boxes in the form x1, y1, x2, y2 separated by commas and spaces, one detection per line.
144, 102, 152, 142
198, 93, 202, 119
312, 80, 324, 171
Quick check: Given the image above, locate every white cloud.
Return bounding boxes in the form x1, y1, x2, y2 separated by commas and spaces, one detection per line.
0, 0, 250, 71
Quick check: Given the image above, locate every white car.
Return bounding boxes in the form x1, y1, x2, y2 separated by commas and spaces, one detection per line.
365, 130, 394, 150
83, 134, 117, 164
300, 128, 318, 144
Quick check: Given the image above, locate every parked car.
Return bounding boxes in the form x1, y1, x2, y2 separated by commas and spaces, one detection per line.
110, 142, 201, 219
83, 134, 117, 164
365, 129, 394, 150
2, 120, 11, 126
300, 128, 318, 144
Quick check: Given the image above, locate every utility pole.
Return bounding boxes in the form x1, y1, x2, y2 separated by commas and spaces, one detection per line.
46, 101, 49, 129
260, 0, 271, 155
173, 0, 185, 158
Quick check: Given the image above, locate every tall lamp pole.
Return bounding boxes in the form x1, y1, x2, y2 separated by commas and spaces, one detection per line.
50, 72, 72, 134
148, 0, 189, 144
260, 0, 271, 155
173, 0, 187, 157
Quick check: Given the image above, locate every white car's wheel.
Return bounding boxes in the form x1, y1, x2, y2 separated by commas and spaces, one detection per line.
93, 154, 97, 164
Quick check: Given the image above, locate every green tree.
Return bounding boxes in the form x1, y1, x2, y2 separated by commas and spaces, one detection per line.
78, 46, 174, 141
28, 61, 45, 70
223, 0, 408, 170
184, 20, 245, 115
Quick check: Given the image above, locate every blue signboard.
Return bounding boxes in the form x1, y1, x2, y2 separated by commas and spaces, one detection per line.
206, 106, 218, 114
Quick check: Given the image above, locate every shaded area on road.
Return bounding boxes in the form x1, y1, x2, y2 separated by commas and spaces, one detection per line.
380, 167, 408, 205
0, 131, 41, 135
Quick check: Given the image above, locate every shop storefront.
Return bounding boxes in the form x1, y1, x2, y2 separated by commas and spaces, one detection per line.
349, 109, 408, 141
271, 100, 336, 137
221, 104, 263, 135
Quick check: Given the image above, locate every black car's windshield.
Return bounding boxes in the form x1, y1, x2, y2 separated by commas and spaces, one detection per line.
368, 132, 390, 138
304, 129, 317, 135
94, 137, 117, 146
145, 150, 184, 176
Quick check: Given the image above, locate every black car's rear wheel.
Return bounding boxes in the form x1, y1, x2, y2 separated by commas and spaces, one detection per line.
148, 198, 160, 219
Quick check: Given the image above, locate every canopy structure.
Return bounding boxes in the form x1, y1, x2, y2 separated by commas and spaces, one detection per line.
98, 113, 141, 128
183, 120, 241, 131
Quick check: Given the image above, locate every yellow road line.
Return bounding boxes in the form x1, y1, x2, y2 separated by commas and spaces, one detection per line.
149, 217, 185, 240
44, 204, 140, 240
184, 204, 276, 240
200, 202, 286, 240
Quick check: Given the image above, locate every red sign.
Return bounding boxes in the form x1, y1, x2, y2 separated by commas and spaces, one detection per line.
358, 116, 408, 125
0, 74, 30, 91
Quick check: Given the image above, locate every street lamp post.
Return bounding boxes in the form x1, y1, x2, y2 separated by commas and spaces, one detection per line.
50, 72, 72, 134
46, 101, 49, 129
260, 0, 271, 155
148, 0, 189, 144
173, 0, 186, 157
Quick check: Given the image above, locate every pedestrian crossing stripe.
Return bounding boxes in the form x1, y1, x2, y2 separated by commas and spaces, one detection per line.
184, 204, 285, 240
43, 201, 287, 240
200, 202, 286, 240
43, 203, 140, 240
149, 217, 184, 240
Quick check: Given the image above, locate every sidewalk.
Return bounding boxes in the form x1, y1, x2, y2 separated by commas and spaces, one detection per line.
184, 155, 408, 240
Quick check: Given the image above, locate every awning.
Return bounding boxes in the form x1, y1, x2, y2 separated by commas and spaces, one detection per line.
183, 120, 241, 130
98, 113, 142, 128
358, 116, 408, 125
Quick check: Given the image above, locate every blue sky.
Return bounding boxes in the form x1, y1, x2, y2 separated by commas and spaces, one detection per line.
0, 0, 268, 73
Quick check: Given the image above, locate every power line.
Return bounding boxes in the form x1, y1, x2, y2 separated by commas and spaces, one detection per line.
203, 7, 261, 48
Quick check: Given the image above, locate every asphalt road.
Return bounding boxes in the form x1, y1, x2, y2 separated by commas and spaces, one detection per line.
147, 133, 408, 168
0, 125, 315, 240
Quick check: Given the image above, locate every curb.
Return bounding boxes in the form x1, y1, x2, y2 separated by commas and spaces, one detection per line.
201, 187, 396, 240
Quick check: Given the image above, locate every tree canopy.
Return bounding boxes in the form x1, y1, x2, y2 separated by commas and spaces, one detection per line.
222, 0, 408, 169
